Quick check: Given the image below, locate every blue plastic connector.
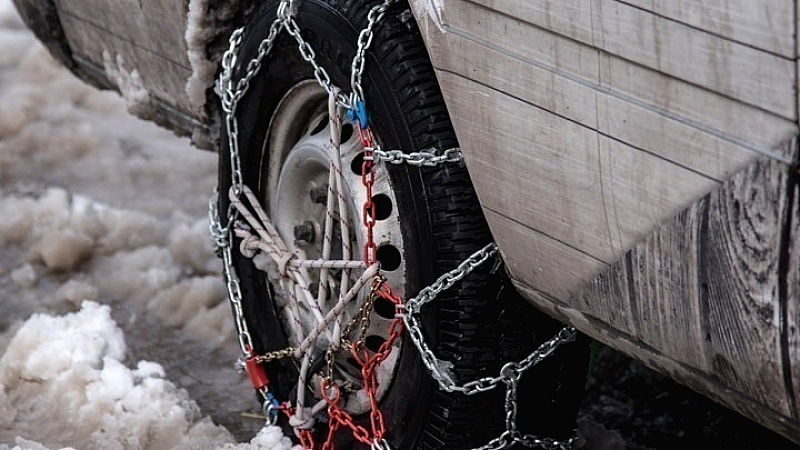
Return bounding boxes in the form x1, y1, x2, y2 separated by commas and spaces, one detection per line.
347, 99, 369, 129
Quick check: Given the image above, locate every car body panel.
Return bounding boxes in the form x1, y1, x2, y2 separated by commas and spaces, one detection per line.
408, 0, 800, 441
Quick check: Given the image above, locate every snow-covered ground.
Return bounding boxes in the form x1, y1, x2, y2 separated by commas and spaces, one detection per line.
0, 2, 295, 448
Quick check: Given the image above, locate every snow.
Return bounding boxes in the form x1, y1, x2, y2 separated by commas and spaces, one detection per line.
0, 302, 224, 449
0, 302, 297, 450
0, 1, 296, 448
102, 52, 153, 118
185, 0, 243, 114
185, 0, 218, 112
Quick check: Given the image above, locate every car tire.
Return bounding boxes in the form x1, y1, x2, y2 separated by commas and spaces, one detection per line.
218, 1, 591, 448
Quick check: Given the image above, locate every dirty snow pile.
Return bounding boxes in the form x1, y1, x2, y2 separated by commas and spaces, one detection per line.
0, 1, 295, 448
0, 299, 296, 450
0, 302, 228, 450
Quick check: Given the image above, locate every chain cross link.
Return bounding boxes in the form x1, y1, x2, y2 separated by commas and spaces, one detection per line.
367, 147, 463, 167
350, 0, 400, 104
400, 243, 579, 449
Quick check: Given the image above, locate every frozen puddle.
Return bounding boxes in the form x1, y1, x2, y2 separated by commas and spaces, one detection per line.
0, 303, 295, 450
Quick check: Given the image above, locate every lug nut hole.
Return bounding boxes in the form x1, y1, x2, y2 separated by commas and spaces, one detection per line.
376, 245, 401, 271
351, 152, 371, 176
341, 123, 354, 143
374, 297, 396, 319
372, 194, 392, 221
365, 335, 387, 353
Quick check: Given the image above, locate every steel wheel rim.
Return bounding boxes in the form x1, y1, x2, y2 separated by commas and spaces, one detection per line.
262, 80, 407, 414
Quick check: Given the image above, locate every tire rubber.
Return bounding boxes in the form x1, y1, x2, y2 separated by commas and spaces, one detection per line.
218, 1, 591, 448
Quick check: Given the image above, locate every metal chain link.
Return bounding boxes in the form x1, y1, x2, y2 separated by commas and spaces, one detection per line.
350, 0, 399, 104
276, 0, 400, 111
214, 18, 283, 256
401, 243, 579, 449
469, 359, 579, 450
253, 347, 297, 364
222, 234, 254, 357
403, 244, 575, 396
367, 147, 463, 167
211, 0, 304, 361
339, 276, 383, 350
282, 14, 344, 106
208, 10, 293, 418
404, 243, 497, 317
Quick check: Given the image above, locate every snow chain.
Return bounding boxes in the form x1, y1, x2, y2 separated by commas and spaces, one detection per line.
208, 1, 579, 448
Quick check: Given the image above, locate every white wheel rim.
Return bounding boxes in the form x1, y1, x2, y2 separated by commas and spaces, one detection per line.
263, 80, 407, 414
